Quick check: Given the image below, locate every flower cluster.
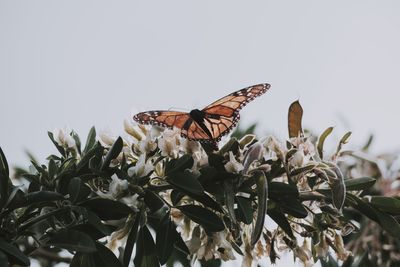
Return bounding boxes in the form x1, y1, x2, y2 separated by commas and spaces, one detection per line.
81, 118, 358, 267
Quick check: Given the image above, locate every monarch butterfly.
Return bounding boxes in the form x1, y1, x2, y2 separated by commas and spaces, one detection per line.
133, 83, 270, 149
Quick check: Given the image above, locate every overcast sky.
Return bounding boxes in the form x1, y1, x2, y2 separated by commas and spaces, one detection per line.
1, 1, 400, 265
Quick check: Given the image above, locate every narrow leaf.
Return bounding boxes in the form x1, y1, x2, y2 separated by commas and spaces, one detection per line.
69, 177, 91, 204
101, 137, 123, 170
83, 127, 97, 154
344, 177, 376, 191
251, 171, 268, 247
317, 127, 333, 160
47, 229, 97, 253
167, 170, 204, 196
0, 238, 29, 266
92, 242, 123, 267
123, 211, 142, 267
48, 131, 66, 157
0, 147, 10, 209
134, 225, 160, 267
156, 213, 177, 264
81, 198, 132, 220
178, 205, 225, 233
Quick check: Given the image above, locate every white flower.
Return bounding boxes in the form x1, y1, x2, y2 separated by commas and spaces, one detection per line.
243, 142, 265, 175
334, 233, 351, 261
128, 154, 153, 177
97, 174, 128, 199
53, 127, 76, 148
181, 138, 201, 154
98, 128, 117, 147
290, 150, 306, 167
120, 193, 139, 211
192, 151, 209, 173
124, 119, 144, 141
138, 131, 157, 154
264, 136, 287, 161
158, 128, 181, 158
224, 152, 244, 173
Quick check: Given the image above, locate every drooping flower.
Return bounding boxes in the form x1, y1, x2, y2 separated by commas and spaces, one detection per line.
128, 154, 153, 177
158, 128, 181, 158
53, 127, 76, 149
225, 151, 244, 173
264, 136, 287, 161
96, 174, 129, 199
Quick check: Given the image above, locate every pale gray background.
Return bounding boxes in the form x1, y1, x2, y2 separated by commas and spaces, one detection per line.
1, 1, 400, 266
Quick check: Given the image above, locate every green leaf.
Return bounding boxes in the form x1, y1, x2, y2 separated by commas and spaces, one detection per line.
9, 191, 64, 209
156, 213, 177, 265
0, 147, 10, 209
173, 231, 190, 255
269, 182, 299, 199
0, 147, 9, 178
101, 137, 123, 170
123, 211, 142, 267
72, 131, 82, 154
330, 166, 346, 211
251, 171, 267, 247
77, 142, 102, 171
81, 198, 132, 220
47, 229, 97, 253
86, 210, 112, 236
71, 242, 123, 267
236, 196, 253, 224
48, 131, 66, 157
165, 155, 194, 175
69, 177, 91, 203
48, 159, 58, 179
0, 238, 29, 266
167, 170, 204, 196
344, 177, 376, 191
134, 225, 160, 267
185, 192, 223, 213
317, 127, 333, 159
279, 198, 308, 218
83, 127, 97, 154
223, 180, 237, 226
178, 205, 225, 233
144, 190, 165, 214
331, 178, 345, 211
370, 196, 400, 214
0, 250, 8, 267
336, 131, 351, 155
267, 209, 294, 238
92, 242, 123, 267
347, 193, 400, 238
70, 252, 96, 267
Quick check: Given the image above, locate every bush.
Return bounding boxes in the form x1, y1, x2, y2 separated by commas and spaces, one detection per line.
0, 101, 399, 267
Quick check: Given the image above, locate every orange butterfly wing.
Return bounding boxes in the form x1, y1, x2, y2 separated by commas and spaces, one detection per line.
133, 111, 190, 129
198, 83, 271, 141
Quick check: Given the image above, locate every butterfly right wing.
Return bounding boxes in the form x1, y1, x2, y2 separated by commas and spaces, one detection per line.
133, 111, 190, 129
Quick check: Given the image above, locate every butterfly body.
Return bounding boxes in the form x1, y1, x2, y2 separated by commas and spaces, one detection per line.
133, 83, 270, 149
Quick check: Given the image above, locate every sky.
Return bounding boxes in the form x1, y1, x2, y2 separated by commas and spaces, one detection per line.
1, 1, 400, 266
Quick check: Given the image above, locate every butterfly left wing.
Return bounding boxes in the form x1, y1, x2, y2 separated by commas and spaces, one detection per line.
198, 83, 271, 141
133, 111, 190, 129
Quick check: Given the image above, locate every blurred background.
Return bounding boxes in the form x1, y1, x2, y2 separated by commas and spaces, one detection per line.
1, 1, 400, 266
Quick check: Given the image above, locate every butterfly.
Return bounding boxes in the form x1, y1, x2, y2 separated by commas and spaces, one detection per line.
133, 83, 270, 149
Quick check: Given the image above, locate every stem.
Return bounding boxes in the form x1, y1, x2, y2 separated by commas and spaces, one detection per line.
29, 248, 72, 263
18, 207, 69, 233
